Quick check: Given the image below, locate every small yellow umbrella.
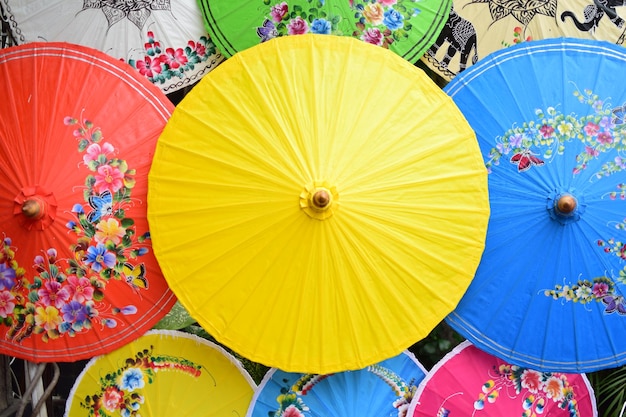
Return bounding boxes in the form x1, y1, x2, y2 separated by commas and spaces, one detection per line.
147, 34, 490, 374
64, 330, 256, 417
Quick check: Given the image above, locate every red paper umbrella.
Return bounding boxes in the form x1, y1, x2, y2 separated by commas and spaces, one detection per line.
0, 42, 177, 362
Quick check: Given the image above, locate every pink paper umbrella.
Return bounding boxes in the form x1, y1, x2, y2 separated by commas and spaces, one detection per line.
408, 341, 597, 417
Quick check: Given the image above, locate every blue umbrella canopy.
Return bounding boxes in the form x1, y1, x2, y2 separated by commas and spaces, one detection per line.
444, 37, 626, 373
245, 350, 426, 417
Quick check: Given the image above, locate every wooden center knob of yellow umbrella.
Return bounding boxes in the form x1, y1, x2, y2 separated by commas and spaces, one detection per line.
556, 194, 577, 215
22, 198, 45, 219
300, 182, 338, 220
312, 189, 331, 209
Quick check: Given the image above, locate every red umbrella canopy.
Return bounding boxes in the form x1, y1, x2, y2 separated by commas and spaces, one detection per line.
0, 42, 177, 362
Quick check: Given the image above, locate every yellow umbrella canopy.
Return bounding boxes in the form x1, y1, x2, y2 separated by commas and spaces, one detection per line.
147, 34, 490, 374
64, 330, 256, 417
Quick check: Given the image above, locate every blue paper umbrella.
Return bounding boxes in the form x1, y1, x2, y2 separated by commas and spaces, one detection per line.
245, 351, 426, 417
444, 37, 626, 373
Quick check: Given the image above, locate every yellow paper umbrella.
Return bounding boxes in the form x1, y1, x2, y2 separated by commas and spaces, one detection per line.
147, 34, 490, 374
64, 330, 256, 417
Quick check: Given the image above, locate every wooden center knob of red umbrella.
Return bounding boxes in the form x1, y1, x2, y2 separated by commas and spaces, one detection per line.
556, 194, 577, 214
15, 186, 57, 231
312, 189, 330, 209
22, 198, 45, 219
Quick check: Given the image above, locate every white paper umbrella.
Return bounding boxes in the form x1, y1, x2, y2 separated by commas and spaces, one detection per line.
0, 0, 225, 94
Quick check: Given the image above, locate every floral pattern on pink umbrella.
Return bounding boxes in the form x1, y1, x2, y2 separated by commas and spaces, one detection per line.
408, 341, 597, 417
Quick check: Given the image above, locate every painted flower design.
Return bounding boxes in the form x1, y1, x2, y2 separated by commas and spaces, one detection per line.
539, 124, 554, 137
79, 346, 202, 417
85, 243, 117, 273
502, 26, 533, 48
120, 368, 146, 392
255, 0, 425, 50
361, 27, 384, 45
475, 363, 581, 416
270, 365, 417, 417
520, 369, 542, 393
83, 142, 115, 165
61, 301, 90, 329
0, 291, 15, 318
543, 376, 565, 401
0, 114, 156, 344
488, 88, 626, 176
102, 387, 124, 412
94, 164, 125, 194
126, 31, 224, 88
161, 47, 188, 69
95, 218, 126, 245
363, 3, 385, 25
382, 8, 404, 30
281, 405, 304, 417
287, 16, 309, 34
271, 2, 289, 21
35, 306, 63, 332
545, 276, 626, 316
136, 56, 162, 78
0, 263, 16, 290
530, 88, 626, 316
311, 18, 332, 34
38, 281, 71, 309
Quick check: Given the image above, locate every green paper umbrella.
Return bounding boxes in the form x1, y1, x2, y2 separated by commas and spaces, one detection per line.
197, 0, 451, 63
152, 301, 197, 330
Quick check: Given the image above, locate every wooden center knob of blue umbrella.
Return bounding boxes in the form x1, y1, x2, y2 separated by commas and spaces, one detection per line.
312, 189, 331, 209
556, 194, 577, 215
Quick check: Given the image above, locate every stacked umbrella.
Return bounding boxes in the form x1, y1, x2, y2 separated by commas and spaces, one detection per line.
5, 0, 626, 416
408, 341, 597, 417
0, 41, 180, 416
0, 0, 225, 95
0, 42, 177, 364
441, 37, 626, 375
64, 330, 256, 417
421, 0, 626, 80
146, 32, 490, 375
0, 1, 229, 413
0, 2, 483, 415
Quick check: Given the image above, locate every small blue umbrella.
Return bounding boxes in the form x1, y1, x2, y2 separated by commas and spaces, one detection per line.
444, 37, 626, 373
245, 351, 426, 417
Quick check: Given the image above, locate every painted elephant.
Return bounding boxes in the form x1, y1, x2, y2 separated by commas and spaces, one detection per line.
427, 6, 478, 75
561, 0, 626, 32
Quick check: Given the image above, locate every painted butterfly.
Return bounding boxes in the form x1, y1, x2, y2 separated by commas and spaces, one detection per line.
612, 104, 626, 125
87, 190, 113, 222
510, 149, 544, 172
603, 295, 626, 315
257, 19, 278, 42
122, 262, 148, 291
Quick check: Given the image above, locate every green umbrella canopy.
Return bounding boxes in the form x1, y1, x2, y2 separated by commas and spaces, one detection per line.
197, 0, 451, 63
